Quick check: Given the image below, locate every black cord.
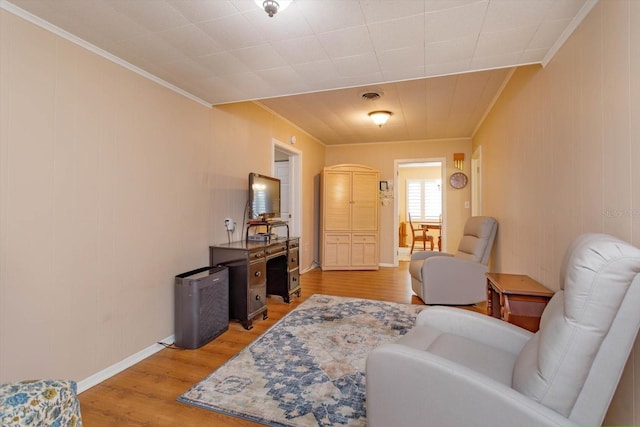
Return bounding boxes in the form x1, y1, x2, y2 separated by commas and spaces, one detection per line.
157, 341, 183, 350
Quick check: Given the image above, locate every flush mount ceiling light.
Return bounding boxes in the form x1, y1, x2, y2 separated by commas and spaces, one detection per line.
368, 111, 392, 127
254, 0, 292, 17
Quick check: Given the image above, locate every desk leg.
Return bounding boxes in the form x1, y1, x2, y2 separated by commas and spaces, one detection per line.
242, 319, 253, 330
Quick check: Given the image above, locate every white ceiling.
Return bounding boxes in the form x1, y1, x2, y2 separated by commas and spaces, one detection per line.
4, 0, 596, 145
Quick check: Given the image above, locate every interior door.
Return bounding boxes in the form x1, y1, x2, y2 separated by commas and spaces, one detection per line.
274, 161, 289, 221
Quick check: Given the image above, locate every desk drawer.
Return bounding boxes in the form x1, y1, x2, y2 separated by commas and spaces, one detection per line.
265, 242, 286, 258
288, 248, 299, 270
249, 249, 265, 261
249, 283, 266, 314
288, 238, 299, 250
249, 260, 266, 286
289, 269, 300, 292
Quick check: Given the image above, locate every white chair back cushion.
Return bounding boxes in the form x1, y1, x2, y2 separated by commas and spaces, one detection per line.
512, 234, 640, 419
455, 216, 497, 264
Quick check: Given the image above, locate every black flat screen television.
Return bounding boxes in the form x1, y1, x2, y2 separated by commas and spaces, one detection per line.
248, 172, 281, 221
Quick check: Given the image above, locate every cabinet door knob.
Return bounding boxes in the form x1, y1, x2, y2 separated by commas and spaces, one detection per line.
255, 294, 260, 300
255, 271, 261, 277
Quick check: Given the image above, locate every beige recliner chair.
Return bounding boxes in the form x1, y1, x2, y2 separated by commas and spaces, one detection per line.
367, 233, 640, 427
408, 216, 497, 305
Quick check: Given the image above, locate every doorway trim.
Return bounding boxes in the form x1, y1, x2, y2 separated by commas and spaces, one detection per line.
271, 138, 302, 238
471, 145, 482, 216
394, 157, 447, 266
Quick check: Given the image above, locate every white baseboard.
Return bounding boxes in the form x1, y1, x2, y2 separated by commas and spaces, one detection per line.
301, 262, 320, 274
77, 334, 174, 394
378, 263, 395, 267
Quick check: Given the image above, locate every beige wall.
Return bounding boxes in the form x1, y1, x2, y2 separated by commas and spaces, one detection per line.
0, 9, 211, 382
210, 102, 325, 270
326, 139, 471, 264
474, 1, 640, 424
0, 9, 325, 384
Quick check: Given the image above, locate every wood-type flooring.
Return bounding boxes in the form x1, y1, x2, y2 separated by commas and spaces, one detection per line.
78, 262, 482, 426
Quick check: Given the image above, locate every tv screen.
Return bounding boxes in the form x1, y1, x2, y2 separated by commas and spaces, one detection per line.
248, 173, 281, 220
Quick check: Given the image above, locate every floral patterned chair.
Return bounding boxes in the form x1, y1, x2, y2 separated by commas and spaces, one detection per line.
0, 379, 82, 426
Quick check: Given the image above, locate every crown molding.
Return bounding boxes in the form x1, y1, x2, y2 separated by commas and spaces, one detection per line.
1, 0, 211, 108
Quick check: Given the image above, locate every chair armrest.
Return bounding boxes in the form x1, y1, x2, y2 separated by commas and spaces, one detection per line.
410, 251, 452, 262
414, 306, 533, 354
421, 256, 489, 304
366, 344, 577, 427
422, 254, 487, 276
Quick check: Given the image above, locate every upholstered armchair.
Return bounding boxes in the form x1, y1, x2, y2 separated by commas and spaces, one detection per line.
367, 233, 640, 427
0, 379, 82, 426
408, 216, 497, 305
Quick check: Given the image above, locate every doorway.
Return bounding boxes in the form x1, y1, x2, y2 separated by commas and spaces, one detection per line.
272, 139, 301, 240
394, 159, 446, 265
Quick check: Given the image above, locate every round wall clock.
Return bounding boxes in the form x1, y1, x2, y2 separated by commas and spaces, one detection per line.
449, 172, 468, 189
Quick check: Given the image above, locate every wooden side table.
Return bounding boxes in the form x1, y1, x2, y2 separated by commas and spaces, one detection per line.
486, 273, 554, 332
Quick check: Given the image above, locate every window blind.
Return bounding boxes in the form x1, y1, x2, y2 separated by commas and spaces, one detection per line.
407, 179, 441, 222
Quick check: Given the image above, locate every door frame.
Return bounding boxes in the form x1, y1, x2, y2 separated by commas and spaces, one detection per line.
394, 157, 447, 266
271, 138, 302, 238
471, 145, 482, 216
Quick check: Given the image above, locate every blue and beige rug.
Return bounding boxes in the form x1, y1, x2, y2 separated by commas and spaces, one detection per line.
178, 294, 424, 426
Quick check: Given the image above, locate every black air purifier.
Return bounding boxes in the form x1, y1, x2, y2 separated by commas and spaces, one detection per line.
174, 266, 229, 349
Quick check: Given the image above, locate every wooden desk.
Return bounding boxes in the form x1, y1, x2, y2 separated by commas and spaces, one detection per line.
421, 223, 442, 251
210, 236, 300, 330
486, 273, 554, 332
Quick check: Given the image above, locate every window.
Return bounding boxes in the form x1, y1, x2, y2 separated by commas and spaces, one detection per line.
407, 179, 441, 222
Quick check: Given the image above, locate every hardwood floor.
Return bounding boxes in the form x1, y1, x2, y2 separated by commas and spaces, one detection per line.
78, 262, 478, 426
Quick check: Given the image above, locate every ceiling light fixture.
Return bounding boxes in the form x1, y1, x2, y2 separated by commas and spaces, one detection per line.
368, 111, 392, 127
254, 0, 292, 17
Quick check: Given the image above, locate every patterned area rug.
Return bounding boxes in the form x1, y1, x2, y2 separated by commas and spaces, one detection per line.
178, 294, 425, 426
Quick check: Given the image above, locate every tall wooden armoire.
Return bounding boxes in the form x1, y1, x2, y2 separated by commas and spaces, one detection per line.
321, 164, 379, 270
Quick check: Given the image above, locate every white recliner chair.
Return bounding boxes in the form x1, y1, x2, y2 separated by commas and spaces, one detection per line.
367, 233, 640, 427
409, 216, 497, 305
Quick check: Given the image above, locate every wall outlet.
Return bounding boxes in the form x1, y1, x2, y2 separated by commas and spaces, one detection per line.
224, 218, 235, 231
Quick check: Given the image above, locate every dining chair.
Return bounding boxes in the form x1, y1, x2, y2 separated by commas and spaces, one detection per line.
422, 221, 442, 252
408, 213, 434, 253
